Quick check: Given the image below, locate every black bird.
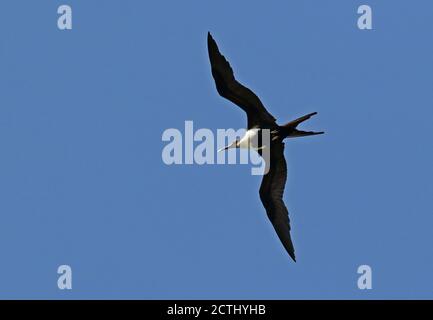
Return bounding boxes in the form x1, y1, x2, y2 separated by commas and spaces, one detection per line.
207, 32, 323, 262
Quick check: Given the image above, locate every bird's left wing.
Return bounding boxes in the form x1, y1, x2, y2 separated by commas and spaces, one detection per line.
207, 32, 276, 129
259, 142, 296, 261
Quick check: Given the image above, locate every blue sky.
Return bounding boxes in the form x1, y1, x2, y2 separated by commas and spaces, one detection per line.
0, 0, 432, 299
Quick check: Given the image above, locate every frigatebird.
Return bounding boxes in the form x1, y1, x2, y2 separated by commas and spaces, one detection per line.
207, 32, 323, 262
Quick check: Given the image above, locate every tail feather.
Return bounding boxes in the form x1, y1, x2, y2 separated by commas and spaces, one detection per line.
282, 112, 317, 128
288, 129, 324, 138
281, 112, 324, 138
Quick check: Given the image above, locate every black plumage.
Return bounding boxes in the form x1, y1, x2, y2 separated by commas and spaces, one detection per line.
207, 32, 323, 261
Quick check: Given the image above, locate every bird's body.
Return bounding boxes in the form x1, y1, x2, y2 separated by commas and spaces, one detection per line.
207, 32, 323, 262
238, 128, 261, 149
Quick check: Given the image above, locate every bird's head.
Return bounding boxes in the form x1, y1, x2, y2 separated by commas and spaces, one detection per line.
217, 139, 239, 152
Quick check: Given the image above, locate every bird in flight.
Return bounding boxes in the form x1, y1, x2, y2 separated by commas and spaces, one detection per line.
207, 32, 323, 262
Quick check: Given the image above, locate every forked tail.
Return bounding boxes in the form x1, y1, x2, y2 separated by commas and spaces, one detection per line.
281, 112, 324, 138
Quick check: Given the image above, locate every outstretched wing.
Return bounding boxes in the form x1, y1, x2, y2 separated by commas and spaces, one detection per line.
259, 142, 296, 261
207, 32, 276, 129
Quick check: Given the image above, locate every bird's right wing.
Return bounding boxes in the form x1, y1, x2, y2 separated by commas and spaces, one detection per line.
259, 142, 296, 261
207, 32, 276, 129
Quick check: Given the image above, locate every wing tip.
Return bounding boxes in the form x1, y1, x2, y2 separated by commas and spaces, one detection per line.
289, 252, 296, 262
207, 32, 215, 45
207, 32, 218, 57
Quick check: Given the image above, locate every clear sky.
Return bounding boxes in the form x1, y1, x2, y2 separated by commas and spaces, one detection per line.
0, 0, 432, 299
